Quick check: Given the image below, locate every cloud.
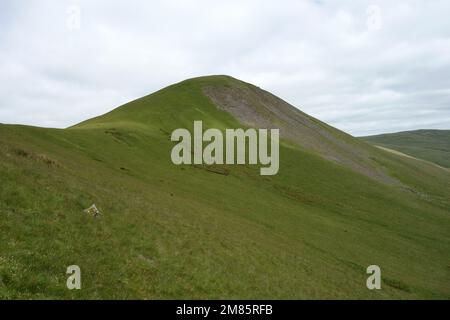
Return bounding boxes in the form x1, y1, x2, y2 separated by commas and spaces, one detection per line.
0, 0, 449, 135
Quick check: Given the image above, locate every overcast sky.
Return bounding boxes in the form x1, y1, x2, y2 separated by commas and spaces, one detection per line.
1, 0, 449, 136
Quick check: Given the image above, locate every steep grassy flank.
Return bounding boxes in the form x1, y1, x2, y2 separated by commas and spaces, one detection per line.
362, 130, 450, 168
1, 76, 450, 299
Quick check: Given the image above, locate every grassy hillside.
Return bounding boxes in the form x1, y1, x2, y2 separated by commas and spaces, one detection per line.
1, 76, 449, 299
362, 130, 450, 168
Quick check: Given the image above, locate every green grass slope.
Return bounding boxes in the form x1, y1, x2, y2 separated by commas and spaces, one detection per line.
1, 76, 449, 299
362, 130, 450, 168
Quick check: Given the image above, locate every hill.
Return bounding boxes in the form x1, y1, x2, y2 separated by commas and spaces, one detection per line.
362, 130, 450, 169
1, 76, 449, 299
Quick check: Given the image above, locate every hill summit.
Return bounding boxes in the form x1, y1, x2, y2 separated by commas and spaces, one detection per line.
76, 75, 396, 183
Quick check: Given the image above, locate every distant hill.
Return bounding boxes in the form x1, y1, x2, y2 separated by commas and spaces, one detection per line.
362, 130, 450, 168
1, 76, 449, 299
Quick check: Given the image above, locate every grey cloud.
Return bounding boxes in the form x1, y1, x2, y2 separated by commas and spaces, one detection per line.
0, 0, 449, 135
